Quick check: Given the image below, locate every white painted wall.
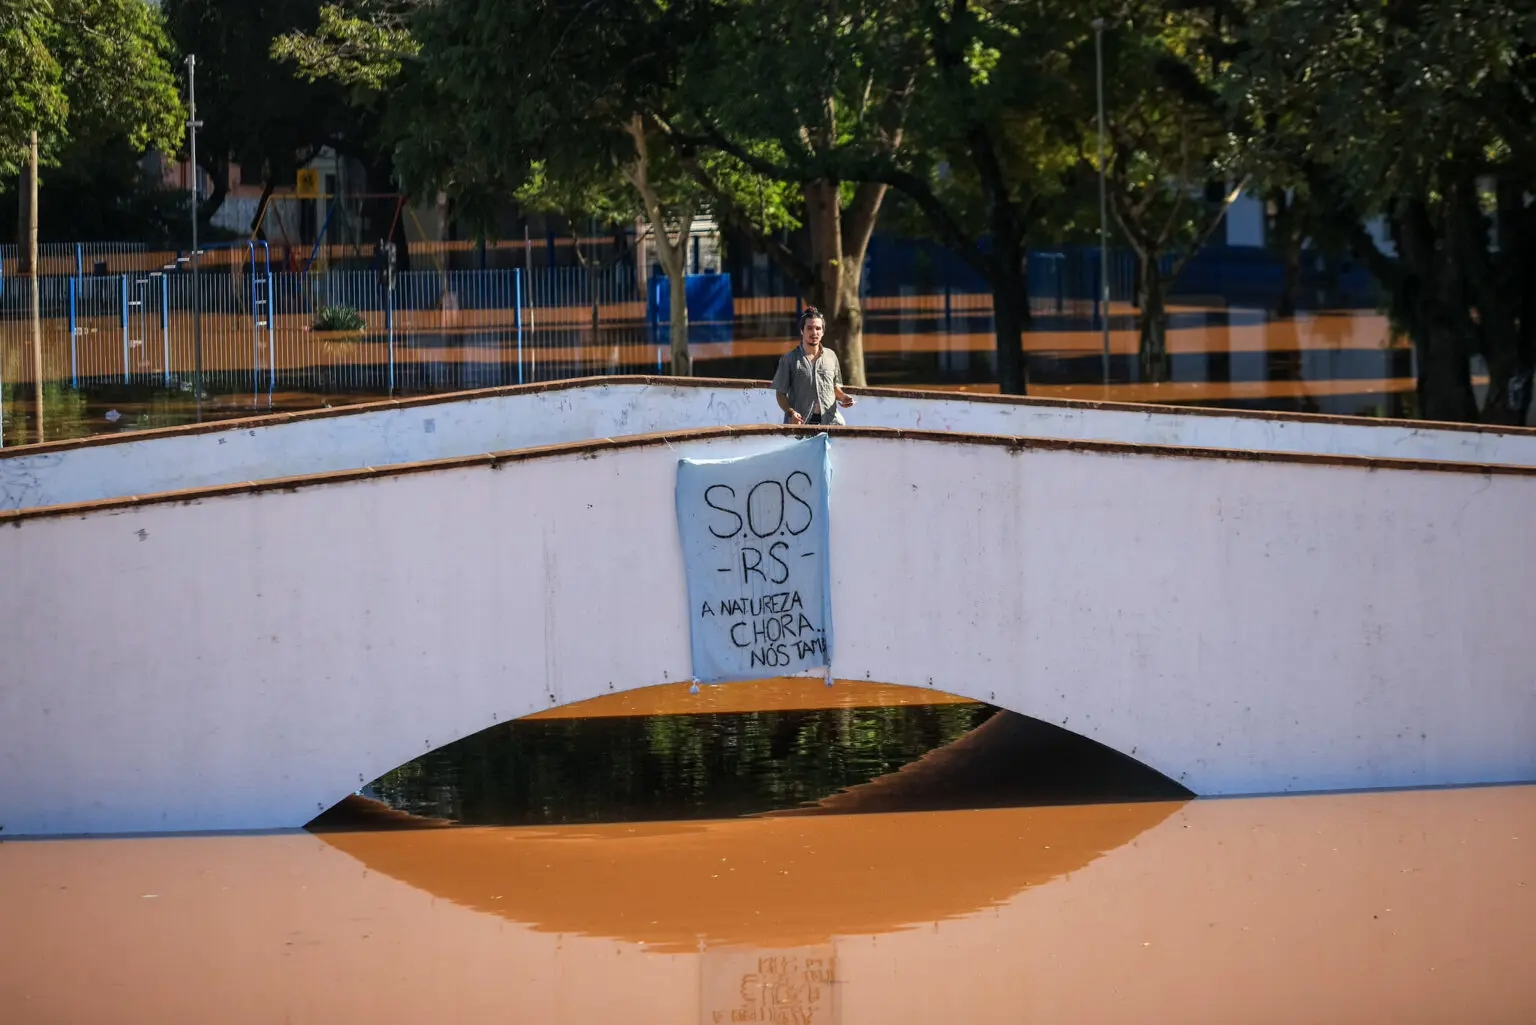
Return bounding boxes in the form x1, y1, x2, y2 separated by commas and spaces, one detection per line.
1, 431, 1532, 836
4, 378, 1536, 513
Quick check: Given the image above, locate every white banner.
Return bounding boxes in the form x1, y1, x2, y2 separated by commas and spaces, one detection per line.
675, 434, 834, 684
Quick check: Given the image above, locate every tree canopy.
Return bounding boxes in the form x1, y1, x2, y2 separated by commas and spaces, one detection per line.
14, 0, 1536, 420
1, 0, 183, 177
1218, 0, 1536, 422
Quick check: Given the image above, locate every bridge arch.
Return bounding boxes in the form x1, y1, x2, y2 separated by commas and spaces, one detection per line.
2, 426, 1533, 835
317, 679, 1194, 828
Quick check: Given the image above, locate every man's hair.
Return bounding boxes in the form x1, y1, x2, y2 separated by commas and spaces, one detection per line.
798, 306, 825, 330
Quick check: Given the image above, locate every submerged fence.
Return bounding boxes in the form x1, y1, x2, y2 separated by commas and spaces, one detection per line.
0, 246, 1142, 396
0, 265, 668, 395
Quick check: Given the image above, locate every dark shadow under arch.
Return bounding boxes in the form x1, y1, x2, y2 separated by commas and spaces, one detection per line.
768, 710, 1191, 817
309, 682, 1190, 831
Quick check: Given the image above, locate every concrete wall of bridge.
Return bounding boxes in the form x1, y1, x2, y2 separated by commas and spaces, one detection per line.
1, 427, 1532, 836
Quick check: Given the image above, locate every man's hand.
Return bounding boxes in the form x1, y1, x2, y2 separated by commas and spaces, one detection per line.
789, 410, 805, 424
837, 395, 855, 409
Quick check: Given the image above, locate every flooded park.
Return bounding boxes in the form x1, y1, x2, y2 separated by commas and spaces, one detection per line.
2, 258, 1533, 1023
7, 0, 1536, 1012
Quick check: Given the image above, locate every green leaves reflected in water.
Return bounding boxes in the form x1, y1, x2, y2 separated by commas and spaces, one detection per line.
367, 704, 996, 826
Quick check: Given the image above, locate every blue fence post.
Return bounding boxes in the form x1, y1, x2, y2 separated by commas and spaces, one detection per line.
1092, 250, 1103, 330
514, 267, 524, 386
68, 276, 78, 389
267, 270, 276, 395
161, 274, 170, 387
119, 275, 130, 383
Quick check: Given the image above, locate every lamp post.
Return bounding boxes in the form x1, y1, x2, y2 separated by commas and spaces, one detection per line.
185, 54, 204, 412
1093, 18, 1110, 387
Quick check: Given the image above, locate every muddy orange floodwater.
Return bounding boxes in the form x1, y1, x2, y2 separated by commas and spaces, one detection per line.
1, 785, 1532, 1024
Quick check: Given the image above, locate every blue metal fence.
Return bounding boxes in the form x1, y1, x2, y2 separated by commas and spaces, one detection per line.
1, 242, 1186, 395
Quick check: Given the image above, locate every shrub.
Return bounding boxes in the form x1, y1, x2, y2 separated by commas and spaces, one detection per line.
312, 305, 366, 333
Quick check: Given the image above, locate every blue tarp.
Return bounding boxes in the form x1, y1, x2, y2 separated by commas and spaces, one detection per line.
649, 273, 735, 324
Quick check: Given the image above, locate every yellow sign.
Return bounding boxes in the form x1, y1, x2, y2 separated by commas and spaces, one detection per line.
295, 168, 320, 199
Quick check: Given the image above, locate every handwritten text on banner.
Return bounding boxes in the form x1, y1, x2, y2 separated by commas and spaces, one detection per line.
675, 434, 834, 684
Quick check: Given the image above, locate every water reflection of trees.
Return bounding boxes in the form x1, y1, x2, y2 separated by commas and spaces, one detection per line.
366, 704, 995, 826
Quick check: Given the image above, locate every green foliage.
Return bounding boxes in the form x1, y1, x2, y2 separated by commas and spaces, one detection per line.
271, 1, 418, 91
368, 704, 995, 825
1218, 0, 1536, 422
312, 304, 366, 332
890, 0, 1088, 233
1225, 0, 1536, 212
139, 0, 1536, 419
0, 0, 184, 176
0, 0, 67, 175
1090, 8, 1239, 249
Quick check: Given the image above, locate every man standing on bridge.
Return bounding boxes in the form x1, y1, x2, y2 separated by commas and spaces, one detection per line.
773, 306, 857, 425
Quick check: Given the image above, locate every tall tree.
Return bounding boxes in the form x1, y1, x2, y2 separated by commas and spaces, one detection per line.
1219, 0, 1536, 424
832, 0, 1088, 395
664, 0, 927, 385
3, 0, 183, 245
1084, 8, 1247, 383
623, 118, 702, 376
276, 0, 907, 384
276, 0, 795, 378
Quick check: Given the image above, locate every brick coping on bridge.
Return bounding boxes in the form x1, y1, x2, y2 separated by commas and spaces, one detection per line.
3, 373, 1533, 460
2, 422, 1527, 529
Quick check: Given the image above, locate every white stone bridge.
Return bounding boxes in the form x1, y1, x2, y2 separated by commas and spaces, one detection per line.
2, 387, 1534, 835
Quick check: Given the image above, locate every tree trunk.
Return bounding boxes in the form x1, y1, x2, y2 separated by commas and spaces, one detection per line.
989, 230, 1030, 395
991, 277, 1027, 395
198, 154, 230, 226
623, 117, 693, 377
23, 131, 43, 441
803, 183, 873, 387
835, 182, 887, 389
1269, 189, 1304, 319
1471, 178, 1535, 426
17, 133, 38, 276
249, 176, 277, 241
1276, 246, 1301, 319
646, 217, 694, 377
1412, 321, 1478, 421
390, 201, 411, 274
1136, 253, 1170, 383
1387, 198, 1479, 422
668, 266, 691, 377
837, 274, 866, 389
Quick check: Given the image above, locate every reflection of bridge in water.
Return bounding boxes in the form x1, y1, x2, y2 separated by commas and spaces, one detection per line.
3, 786, 1533, 1022
2, 377, 1534, 837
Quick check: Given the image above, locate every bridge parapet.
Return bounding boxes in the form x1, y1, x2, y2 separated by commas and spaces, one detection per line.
5, 376, 1536, 513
